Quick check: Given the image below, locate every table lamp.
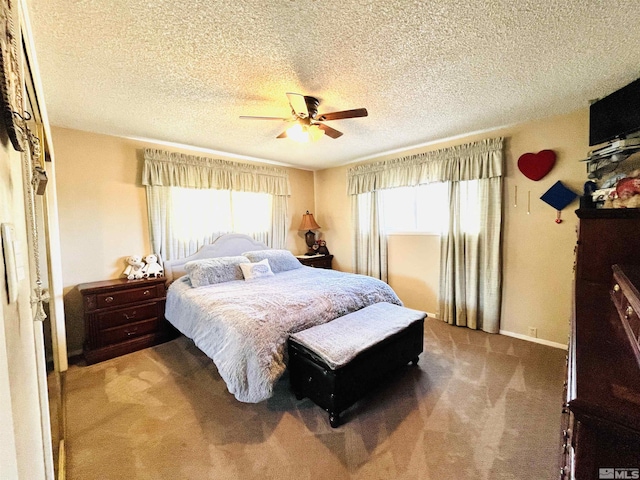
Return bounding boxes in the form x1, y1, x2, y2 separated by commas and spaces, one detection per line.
299, 211, 320, 255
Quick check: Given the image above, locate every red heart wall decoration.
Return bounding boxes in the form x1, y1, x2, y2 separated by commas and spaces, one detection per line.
517, 150, 556, 181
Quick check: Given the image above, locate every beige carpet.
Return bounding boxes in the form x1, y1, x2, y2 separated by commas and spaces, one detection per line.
65, 317, 565, 479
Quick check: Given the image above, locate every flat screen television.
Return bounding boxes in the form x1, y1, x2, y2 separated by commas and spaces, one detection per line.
589, 77, 640, 146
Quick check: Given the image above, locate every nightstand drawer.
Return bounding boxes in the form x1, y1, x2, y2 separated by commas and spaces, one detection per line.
96, 284, 161, 309
97, 303, 159, 330
100, 318, 160, 346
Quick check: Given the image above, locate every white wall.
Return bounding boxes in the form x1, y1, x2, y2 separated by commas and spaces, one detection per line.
0, 144, 47, 479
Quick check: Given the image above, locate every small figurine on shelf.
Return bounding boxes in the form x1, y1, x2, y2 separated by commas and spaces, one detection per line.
317, 240, 330, 255
142, 254, 164, 278
123, 255, 145, 280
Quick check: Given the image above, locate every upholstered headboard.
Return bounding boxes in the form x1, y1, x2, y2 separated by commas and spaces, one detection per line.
163, 233, 269, 283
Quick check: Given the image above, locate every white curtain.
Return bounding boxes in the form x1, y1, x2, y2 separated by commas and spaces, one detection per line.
347, 137, 503, 333
439, 177, 502, 333
142, 149, 290, 261
352, 191, 388, 282
348, 138, 503, 194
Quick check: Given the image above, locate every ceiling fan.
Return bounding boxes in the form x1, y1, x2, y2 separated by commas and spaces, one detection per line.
240, 93, 368, 141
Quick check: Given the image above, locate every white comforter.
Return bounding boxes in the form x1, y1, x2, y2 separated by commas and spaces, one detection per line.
165, 267, 402, 403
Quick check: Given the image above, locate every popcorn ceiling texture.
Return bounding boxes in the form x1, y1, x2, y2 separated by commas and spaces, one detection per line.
27, 0, 640, 169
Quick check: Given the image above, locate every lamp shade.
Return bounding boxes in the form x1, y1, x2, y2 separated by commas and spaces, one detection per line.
299, 211, 320, 231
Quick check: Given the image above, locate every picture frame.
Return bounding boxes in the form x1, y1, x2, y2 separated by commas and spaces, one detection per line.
0, 0, 26, 152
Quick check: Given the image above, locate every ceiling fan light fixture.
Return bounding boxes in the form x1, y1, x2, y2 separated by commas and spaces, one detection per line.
286, 123, 324, 142
308, 124, 324, 142
241, 93, 366, 141
286, 123, 307, 142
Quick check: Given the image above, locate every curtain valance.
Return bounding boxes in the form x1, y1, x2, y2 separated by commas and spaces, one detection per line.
347, 137, 503, 195
142, 148, 291, 196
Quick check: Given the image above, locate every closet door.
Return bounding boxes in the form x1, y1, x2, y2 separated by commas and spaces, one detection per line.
20, 1, 68, 478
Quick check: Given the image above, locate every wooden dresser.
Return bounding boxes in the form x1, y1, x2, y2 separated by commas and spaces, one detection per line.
79, 277, 177, 364
562, 209, 640, 479
297, 254, 333, 269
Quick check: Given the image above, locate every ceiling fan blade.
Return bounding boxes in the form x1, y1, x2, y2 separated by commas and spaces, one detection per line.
317, 108, 368, 121
239, 116, 290, 121
304, 96, 320, 118
276, 130, 288, 139
286, 92, 309, 118
318, 123, 343, 139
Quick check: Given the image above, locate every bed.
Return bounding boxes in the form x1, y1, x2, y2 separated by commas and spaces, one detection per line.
163, 233, 402, 403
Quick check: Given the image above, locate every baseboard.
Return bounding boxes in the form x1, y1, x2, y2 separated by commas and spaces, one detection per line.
66, 349, 83, 366
499, 329, 568, 350
67, 348, 83, 358
429, 314, 567, 350
58, 439, 65, 480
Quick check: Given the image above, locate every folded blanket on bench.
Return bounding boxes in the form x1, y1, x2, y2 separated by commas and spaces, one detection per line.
289, 302, 426, 369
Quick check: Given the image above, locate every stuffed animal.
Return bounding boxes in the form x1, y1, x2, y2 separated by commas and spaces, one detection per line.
317, 239, 330, 255
610, 193, 640, 209
143, 254, 164, 278
123, 255, 146, 280
603, 170, 640, 208
616, 176, 640, 200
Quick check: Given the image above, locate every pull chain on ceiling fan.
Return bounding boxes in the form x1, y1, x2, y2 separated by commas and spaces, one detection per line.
240, 92, 368, 142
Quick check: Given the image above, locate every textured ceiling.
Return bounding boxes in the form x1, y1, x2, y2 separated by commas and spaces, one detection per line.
27, 0, 640, 170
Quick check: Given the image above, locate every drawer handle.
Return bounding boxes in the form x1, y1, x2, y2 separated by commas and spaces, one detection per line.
613, 283, 620, 292
105, 296, 114, 303
626, 306, 634, 318
143, 290, 151, 296
124, 327, 139, 336
123, 311, 137, 320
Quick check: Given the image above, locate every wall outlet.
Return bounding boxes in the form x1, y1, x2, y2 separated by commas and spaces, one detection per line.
528, 327, 538, 338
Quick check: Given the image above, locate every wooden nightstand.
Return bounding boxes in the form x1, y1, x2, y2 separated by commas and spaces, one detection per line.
297, 254, 333, 269
78, 277, 177, 364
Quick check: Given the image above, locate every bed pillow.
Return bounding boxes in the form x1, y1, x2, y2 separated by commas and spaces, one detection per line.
242, 249, 303, 273
185, 256, 249, 287
239, 258, 275, 280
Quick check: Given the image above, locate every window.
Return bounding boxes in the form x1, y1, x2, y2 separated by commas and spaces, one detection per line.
380, 182, 449, 234
170, 187, 272, 243
380, 180, 480, 235
456, 180, 480, 235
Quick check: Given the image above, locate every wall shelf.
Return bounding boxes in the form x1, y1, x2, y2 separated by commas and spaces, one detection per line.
581, 145, 640, 179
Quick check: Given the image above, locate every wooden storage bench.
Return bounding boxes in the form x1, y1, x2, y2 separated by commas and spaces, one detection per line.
288, 302, 426, 427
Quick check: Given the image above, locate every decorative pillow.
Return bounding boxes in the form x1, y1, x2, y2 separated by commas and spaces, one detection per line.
242, 249, 303, 273
239, 258, 275, 280
185, 256, 249, 288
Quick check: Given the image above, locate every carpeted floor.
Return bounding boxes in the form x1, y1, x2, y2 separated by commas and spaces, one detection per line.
64, 317, 566, 479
